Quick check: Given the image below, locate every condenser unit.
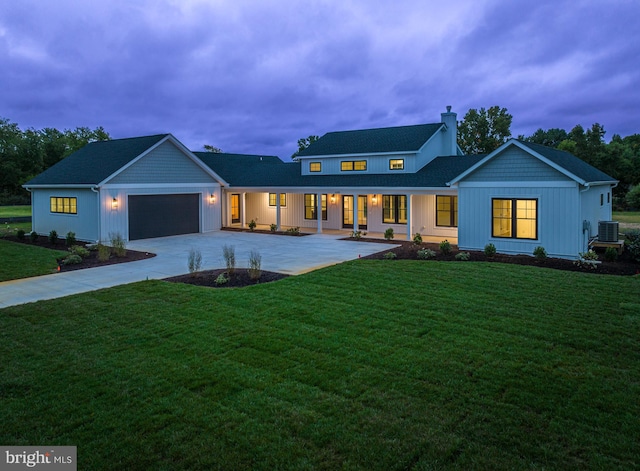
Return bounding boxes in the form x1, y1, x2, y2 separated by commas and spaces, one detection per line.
598, 221, 619, 242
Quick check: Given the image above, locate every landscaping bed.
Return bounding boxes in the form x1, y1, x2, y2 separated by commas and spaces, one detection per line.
165, 268, 288, 288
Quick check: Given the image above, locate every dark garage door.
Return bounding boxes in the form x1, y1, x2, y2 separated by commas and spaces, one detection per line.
129, 194, 200, 240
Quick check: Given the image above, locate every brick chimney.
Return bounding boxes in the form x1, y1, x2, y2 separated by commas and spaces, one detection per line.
440, 105, 457, 155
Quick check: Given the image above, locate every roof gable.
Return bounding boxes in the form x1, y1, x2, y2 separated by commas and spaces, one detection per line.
296, 123, 444, 158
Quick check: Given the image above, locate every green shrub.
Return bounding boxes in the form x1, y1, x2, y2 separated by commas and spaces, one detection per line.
384, 228, 394, 240
625, 230, 640, 262
109, 232, 127, 257
417, 248, 436, 260
604, 247, 619, 262
248, 250, 262, 280
215, 273, 228, 285
286, 227, 300, 235
248, 219, 257, 231
62, 254, 82, 265
69, 245, 90, 258
383, 251, 397, 260
49, 230, 58, 245
484, 243, 496, 257
574, 249, 599, 270
533, 246, 547, 259
188, 248, 203, 275
222, 244, 236, 275
351, 230, 362, 240
65, 231, 76, 247
455, 251, 471, 261
413, 233, 423, 245
97, 242, 110, 262
16, 229, 26, 241
270, 223, 277, 232
30, 231, 39, 243
439, 239, 451, 255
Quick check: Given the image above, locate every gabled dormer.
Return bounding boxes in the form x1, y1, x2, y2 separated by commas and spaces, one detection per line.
296, 107, 461, 176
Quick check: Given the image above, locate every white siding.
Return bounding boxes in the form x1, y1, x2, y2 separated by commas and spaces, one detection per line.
580, 185, 614, 248
31, 189, 99, 242
464, 147, 568, 182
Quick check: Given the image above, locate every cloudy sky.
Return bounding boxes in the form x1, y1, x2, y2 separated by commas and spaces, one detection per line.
1, 0, 639, 159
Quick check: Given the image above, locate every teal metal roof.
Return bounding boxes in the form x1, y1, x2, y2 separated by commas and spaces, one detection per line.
24, 134, 169, 186
296, 123, 444, 157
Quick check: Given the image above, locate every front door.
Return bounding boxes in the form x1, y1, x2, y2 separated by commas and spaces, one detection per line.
231, 194, 240, 224
343, 195, 367, 229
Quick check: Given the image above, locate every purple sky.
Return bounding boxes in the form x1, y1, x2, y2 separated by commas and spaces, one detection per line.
2, 0, 639, 160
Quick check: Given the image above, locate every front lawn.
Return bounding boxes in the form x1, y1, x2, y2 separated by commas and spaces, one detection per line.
0, 239, 68, 281
1, 261, 639, 469
0, 205, 31, 218
614, 211, 640, 225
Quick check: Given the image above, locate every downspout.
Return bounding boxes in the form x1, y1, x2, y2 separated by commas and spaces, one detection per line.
24, 187, 34, 234
91, 186, 101, 243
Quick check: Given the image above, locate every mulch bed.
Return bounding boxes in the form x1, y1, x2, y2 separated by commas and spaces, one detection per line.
347, 238, 640, 276
165, 269, 289, 288
2, 234, 156, 271
222, 227, 310, 236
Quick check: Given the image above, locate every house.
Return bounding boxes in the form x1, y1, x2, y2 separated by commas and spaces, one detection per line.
24, 108, 617, 259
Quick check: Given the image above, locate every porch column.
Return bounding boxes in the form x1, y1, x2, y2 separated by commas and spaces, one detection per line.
222, 190, 228, 227
353, 193, 359, 233
406, 193, 413, 241
317, 192, 323, 233
241, 192, 246, 228
276, 192, 281, 231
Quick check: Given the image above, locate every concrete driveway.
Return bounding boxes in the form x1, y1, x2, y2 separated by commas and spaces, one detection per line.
0, 231, 393, 308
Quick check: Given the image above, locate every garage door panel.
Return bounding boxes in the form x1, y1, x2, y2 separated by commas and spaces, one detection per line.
129, 194, 200, 240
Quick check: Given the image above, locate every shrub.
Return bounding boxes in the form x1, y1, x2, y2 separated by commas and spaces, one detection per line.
439, 239, 451, 255
455, 251, 471, 261
352, 230, 362, 240
604, 247, 619, 262
484, 243, 496, 257
625, 230, 640, 262
69, 245, 90, 258
62, 254, 82, 265
248, 219, 257, 231
413, 233, 423, 245
574, 249, 599, 270
48, 230, 58, 245
417, 248, 436, 260
222, 244, 236, 275
286, 227, 300, 235
16, 229, 26, 241
533, 246, 547, 259
384, 228, 394, 240
97, 242, 110, 262
109, 232, 127, 257
383, 251, 397, 260
30, 231, 39, 243
248, 250, 262, 280
270, 223, 277, 232
625, 184, 640, 209
215, 273, 228, 285
65, 231, 76, 247
188, 248, 203, 275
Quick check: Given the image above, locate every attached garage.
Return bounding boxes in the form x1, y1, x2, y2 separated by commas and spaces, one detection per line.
128, 193, 200, 240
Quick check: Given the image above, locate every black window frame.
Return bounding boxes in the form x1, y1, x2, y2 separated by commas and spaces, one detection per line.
389, 159, 404, 170
491, 198, 538, 240
50, 196, 77, 214
268, 193, 286, 207
340, 160, 367, 171
382, 195, 407, 224
309, 162, 321, 172
304, 194, 327, 220
436, 195, 458, 227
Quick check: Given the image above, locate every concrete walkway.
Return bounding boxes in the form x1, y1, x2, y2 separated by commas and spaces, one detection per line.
0, 232, 394, 308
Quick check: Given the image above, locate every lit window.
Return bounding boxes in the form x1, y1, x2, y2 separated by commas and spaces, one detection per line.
268, 193, 286, 207
492, 198, 537, 239
50, 197, 77, 214
341, 160, 367, 171
436, 195, 458, 227
389, 159, 404, 170
304, 194, 327, 220
382, 195, 407, 224
309, 162, 321, 172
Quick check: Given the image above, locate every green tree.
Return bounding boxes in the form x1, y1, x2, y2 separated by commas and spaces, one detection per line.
291, 135, 319, 159
203, 145, 223, 153
457, 106, 512, 154
520, 128, 568, 148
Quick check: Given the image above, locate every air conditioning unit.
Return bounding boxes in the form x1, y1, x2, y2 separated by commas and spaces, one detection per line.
598, 221, 619, 242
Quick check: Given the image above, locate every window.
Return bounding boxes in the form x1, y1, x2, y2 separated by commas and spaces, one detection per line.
309, 162, 321, 172
268, 193, 286, 207
341, 160, 367, 171
436, 195, 458, 227
304, 194, 327, 220
492, 198, 537, 239
382, 195, 407, 224
50, 197, 77, 214
389, 159, 404, 170
601, 194, 604, 206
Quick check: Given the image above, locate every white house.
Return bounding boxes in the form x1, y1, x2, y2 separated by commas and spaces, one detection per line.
24, 108, 617, 259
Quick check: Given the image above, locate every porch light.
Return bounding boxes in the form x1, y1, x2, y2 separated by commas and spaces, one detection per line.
330, 194, 336, 204
111, 197, 118, 210
371, 195, 378, 206
210, 193, 216, 204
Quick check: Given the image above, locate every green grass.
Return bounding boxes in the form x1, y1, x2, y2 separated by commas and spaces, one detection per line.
0, 205, 31, 217
0, 239, 68, 281
1, 261, 639, 470
614, 211, 640, 224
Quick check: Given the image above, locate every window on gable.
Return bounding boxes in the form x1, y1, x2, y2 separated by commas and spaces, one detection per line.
382, 195, 407, 224
341, 160, 367, 171
389, 159, 404, 170
304, 194, 327, 220
50, 197, 77, 214
310, 162, 321, 172
492, 198, 537, 240
436, 195, 458, 227
268, 193, 286, 207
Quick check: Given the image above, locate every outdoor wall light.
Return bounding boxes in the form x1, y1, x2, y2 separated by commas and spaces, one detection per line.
371, 195, 378, 206
330, 194, 336, 204
111, 197, 118, 210
210, 193, 216, 204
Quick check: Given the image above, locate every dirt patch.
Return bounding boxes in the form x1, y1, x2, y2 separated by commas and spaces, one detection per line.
165, 268, 289, 288
347, 238, 640, 276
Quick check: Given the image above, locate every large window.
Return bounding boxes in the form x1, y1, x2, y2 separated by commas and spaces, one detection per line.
436, 195, 458, 227
50, 197, 77, 214
304, 194, 327, 220
492, 198, 537, 239
268, 193, 286, 207
309, 162, 321, 172
382, 195, 407, 224
389, 159, 404, 170
341, 160, 367, 171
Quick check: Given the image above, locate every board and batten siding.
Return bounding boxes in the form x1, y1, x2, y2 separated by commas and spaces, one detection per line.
31, 188, 99, 242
